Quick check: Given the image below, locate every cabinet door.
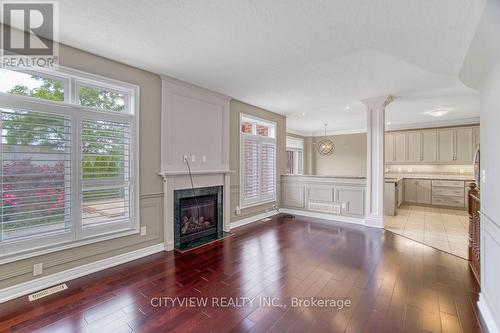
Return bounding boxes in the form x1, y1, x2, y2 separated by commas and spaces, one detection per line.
404, 179, 417, 203
407, 131, 421, 162
421, 130, 437, 162
385, 133, 395, 163
473, 126, 480, 150
455, 127, 473, 162
416, 180, 432, 204
394, 132, 406, 162
437, 129, 454, 162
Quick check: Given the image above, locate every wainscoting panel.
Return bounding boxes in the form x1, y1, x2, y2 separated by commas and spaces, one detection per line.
282, 183, 305, 208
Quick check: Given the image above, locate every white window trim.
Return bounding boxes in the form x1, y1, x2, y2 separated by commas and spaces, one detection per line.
0, 66, 140, 264
239, 113, 277, 209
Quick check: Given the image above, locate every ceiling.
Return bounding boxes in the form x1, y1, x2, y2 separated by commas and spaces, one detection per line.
40, 0, 486, 135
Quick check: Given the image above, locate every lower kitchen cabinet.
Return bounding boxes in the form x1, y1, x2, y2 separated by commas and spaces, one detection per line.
404, 179, 431, 204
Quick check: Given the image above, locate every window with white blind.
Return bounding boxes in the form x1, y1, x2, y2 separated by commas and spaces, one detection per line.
0, 67, 139, 259
240, 115, 276, 207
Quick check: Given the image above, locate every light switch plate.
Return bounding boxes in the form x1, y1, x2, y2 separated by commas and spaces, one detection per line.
33, 263, 43, 276
481, 169, 486, 183
191, 154, 196, 162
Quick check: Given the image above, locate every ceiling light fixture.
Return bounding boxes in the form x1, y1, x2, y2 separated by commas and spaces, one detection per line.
424, 108, 452, 117
317, 124, 335, 156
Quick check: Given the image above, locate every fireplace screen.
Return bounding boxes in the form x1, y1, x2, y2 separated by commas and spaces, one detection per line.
179, 194, 217, 237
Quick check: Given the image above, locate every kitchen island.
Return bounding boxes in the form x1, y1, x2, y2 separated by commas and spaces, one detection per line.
281, 175, 366, 222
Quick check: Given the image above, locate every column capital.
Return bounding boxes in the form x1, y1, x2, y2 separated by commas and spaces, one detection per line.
361, 95, 393, 111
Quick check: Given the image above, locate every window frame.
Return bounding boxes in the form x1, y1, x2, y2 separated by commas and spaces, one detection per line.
239, 114, 277, 209
286, 136, 304, 175
0, 66, 140, 264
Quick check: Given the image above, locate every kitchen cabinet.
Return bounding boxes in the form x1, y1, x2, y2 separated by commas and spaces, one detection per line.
386, 126, 478, 164
473, 127, 480, 150
394, 132, 406, 162
437, 128, 454, 162
407, 131, 421, 162
421, 130, 437, 162
455, 127, 473, 162
385, 133, 395, 162
404, 179, 431, 204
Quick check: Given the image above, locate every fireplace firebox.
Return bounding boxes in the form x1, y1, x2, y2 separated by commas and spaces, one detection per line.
174, 186, 223, 250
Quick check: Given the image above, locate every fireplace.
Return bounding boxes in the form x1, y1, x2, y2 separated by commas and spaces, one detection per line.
174, 186, 223, 250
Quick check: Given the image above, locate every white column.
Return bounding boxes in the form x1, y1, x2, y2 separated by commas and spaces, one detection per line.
362, 96, 393, 228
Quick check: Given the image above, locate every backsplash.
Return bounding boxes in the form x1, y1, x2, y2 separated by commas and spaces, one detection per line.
385, 164, 473, 176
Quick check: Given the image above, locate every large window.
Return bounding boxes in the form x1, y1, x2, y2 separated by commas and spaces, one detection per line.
286, 136, 304, 175
240, 115, 276, 207
0, 67, 138, 259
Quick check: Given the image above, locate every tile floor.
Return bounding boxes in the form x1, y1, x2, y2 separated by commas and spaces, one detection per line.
384, 204, 469, 258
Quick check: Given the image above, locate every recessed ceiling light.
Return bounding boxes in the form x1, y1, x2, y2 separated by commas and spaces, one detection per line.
424, 108, 451, 117
345, 105, 350, 110
301, 112, 306, 116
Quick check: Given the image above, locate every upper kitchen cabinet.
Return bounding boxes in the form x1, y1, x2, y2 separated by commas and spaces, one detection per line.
437, 128, 455, 162
385, 125, 479, 164
394, 132, 406, 162
455, 127, 473, 162
407, 131, 421, 162
385, 133, 395, 163
421, 129, 437, 162
473, 127, 480, 150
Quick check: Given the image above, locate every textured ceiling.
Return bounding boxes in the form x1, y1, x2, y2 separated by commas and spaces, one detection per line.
48, 0, 485, 135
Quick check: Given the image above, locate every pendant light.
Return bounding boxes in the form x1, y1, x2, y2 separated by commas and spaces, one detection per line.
317, 123, 335, 156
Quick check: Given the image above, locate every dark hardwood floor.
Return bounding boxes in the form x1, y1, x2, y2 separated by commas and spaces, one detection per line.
0, 215, 484, 333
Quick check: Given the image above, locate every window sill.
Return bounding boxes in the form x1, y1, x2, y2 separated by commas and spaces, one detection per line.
0, 227, 139, 265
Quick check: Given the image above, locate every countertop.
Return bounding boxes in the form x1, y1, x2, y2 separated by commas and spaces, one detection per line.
385, 173, 475, 181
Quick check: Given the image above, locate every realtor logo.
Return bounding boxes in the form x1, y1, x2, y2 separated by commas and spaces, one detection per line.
1, 1, 59, 67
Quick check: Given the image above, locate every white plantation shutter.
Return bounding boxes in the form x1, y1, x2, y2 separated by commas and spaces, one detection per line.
242, 137, 259, 205
240, 115, 276, 207
260, 141, 276, 201
81, 118, 132, 230
0, 108, 72, 242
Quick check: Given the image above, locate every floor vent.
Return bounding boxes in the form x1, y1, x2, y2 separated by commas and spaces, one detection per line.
28, 284, 68, 302
308, 202, 341, 214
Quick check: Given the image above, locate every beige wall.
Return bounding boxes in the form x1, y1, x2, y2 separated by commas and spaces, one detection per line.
229, 100, 286, 221
310, 133, 367, 176
0, 43, 163, 289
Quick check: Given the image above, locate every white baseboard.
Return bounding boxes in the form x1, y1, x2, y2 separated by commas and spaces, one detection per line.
364, 215, 384, 228
280, 208, 366, 226
478, 294, 500, 333
230, 210, 279, 229
0, 243, 165, 304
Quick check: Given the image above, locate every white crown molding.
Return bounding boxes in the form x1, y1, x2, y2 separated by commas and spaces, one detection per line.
0, 243, 165, 304
385, 117, 480, 131
160, 74, 231, 101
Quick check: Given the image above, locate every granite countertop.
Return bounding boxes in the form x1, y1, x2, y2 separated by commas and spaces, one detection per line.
385, 173, 475, 181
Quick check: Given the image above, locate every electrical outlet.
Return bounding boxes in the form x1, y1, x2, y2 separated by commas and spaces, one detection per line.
33, 263, 43, 276
183, 155, 188, 162
191, 154, 196, 162
235, 206, 241, 215
202, 155, 207, 163
459, 168, 464, 174
398, 168, 402, 173
140, 226, 147, 236
341, 202, 347, 209
407, 168, 413, 173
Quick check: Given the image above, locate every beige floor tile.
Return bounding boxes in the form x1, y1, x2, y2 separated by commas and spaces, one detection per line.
385, 204, 468, 259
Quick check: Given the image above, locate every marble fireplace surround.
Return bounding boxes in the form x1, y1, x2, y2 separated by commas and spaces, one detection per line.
160, 171, 231, 251
159, 75, 232, 251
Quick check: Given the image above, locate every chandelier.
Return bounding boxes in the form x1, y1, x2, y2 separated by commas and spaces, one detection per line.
317, 124, 335, 156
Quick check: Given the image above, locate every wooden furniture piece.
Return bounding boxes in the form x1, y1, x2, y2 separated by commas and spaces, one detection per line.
468, 182, 480, 286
